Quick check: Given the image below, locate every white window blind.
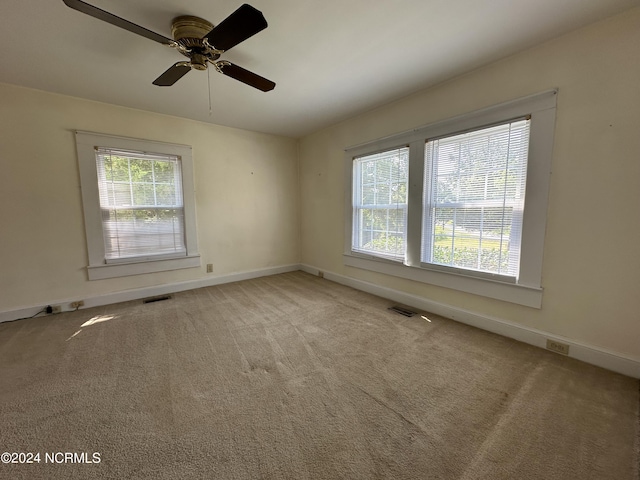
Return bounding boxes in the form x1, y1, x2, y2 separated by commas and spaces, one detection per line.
352, 147, 409, 261
422, 119, 530, 278
95, 148, 186, 263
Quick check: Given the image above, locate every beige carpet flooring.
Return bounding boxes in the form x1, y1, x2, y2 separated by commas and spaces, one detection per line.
0, 271, 638, 479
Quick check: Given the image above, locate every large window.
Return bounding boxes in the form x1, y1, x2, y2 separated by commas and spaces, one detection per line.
76, 132, 200, 280
344, 91, 557, 307
422, 119, 530, 280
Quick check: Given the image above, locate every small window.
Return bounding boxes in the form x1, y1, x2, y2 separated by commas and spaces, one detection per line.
76, 132, 200, 280
96, 148, 186, 263
422, 119, 530, 280
352, 147, 409, 261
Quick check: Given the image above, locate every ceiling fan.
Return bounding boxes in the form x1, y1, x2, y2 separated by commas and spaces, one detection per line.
62, 0, 275, 91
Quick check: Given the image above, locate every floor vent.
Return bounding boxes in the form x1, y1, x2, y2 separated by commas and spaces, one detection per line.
143, 295, 172, 304
388, 306, 417, 317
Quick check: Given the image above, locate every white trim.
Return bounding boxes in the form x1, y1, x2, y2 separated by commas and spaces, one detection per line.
300, 264, 640, 379
344, 254, 543, 308
75, 131, 200, 279
4, 263, 638, 378
87, 255, 201, 280
0, 264, 300, 324
406, 139, 425, 266
345, 90, 558, 154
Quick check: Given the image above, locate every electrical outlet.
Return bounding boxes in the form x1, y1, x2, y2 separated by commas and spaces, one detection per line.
546, 339, 570, 355
206, 264, 213, 273
50, 305, 61, 314
70, 301, 85, 309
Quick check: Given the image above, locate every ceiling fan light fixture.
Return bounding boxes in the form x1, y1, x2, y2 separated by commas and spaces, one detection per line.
190, 53, 209, 71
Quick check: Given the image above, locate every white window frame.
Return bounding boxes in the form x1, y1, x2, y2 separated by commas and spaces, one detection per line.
351, 147, 409, 262
344, 91, 557, 308
421, 118, 530, 281
76, 131, 200, 280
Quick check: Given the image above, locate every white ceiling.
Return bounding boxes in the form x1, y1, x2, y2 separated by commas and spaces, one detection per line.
1, 0, 637, 138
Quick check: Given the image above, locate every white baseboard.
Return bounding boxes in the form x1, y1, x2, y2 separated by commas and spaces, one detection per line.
0, 264, 300, 324
300, 264, 640, 379
4, 262, 638, 379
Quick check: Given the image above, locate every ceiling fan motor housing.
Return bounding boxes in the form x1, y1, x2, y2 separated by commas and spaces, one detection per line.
171, 15, 219, 68
171, 15, 213, 43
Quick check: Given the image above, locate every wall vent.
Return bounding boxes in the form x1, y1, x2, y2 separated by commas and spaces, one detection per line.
388, 306, 417, 317
143, 295, 172, 304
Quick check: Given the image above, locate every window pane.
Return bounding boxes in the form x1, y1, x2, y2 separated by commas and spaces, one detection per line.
112, 182, 131, 206
352, 147, 409, 260
423, 119, 529, 277
96, 149, 186, 261
101, 208, 186, 260
108, 157, 131, 182
132, 183, 155, 206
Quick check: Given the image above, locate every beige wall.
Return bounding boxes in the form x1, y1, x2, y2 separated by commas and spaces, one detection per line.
0, 84, 299, 311
299, 8, 640, 359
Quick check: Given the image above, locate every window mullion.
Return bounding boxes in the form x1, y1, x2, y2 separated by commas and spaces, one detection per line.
350, 161, 358, 252
405, 140, 424, 267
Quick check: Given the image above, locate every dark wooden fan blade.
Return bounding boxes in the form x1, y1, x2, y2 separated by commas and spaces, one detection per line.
204, 4, 267, 52
218, 62, 275, 92
62, 0, 173, 45
152, 63, 192, 86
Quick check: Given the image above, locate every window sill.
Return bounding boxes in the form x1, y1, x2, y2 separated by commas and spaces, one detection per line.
343, 253, 542, 308
87, 255, 201, 280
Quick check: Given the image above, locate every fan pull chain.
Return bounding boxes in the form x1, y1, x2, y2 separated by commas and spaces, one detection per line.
207, 67, 212, 116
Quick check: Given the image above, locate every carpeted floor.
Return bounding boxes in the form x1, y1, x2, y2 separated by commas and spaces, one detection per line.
0, 271, 638, 479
